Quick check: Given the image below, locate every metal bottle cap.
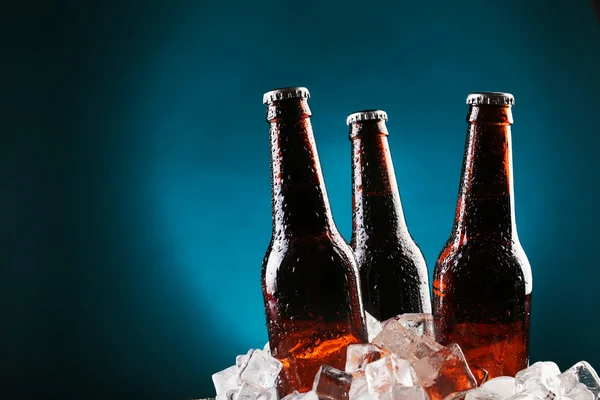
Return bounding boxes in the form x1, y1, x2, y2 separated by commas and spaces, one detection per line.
466, 92, 515, 106
346, 110, 388, 126
262, 87, 310, 105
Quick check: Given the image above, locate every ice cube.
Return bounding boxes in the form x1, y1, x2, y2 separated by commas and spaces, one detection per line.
234, 382, 272, 400
396, 314, 435, 339
443, 391, 469, 400
366, 311, 384, 342
464, 377, 516, 400
365, 354, 418, 394
559, 361, 600, 399
365, 356, 398, 394
480, 376, 516, 398
372, 319, 419, 359
384, 384, 430, 400
391, 357, 419, 387
313, 365, 353, 400
564, 383, 595, 400
263, 343, 271, 356
302, 391, 319, 400
281, 391, 302, 400
412, 337, 444, 361
346, 343, 388, 375
412, 343, 477, 400
216, 391, 238, 400
464, 388, 502, 400
506, 394, 544, 400
213, 365, 242, 396
281, 390, 319, 400
515, 362, 561, 399
469, 365, 490, 387
237, 349, 256, 370
349, 375, 379, 400
268, 386, 278, 400
238, 349, 283, 390
225, 389, 240, 400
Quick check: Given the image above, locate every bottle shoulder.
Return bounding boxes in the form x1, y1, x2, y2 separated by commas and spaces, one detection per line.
261, 234, 363, 300
262, 232, 357, 273
353, 230, 423, 252
437, 235, 530, 265
354, 236, 426, 267
434, 236, 532, 293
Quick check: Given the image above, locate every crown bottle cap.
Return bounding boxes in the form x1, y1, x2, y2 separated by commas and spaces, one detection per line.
262, 87, 310, 105
466, 92, 515, 106
346, 110, 388, 125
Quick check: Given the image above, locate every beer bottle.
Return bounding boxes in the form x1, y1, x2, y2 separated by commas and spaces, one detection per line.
348, 110, 432, 321
261, 87, 368, 397
433, 92, 533, 379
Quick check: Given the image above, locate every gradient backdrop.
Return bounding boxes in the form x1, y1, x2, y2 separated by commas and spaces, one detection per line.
2, 1, 600, 399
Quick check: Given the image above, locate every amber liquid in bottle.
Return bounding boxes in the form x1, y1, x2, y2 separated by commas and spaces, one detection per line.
433, 94, 532, 379
261, 88, 368, 397
349, 112, 431, 321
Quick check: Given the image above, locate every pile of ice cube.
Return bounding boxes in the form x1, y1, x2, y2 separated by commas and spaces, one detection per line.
211, 313, 600, 400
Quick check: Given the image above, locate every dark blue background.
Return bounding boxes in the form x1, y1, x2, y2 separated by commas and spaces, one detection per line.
2, 1, 599, 399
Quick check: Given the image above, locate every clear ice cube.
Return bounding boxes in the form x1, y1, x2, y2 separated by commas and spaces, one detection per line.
412, 337, 444, 361
281, 390, 319, 400
391, 357, 418, 387
564, 383, 595, 400
227, 389, 240, 400
365, 354, 417, 394
480, 376, 516, 398
263, 343, 271, 356
349, 375, 379, 400
515, 361, 561, 399
559, 361, 600, 399
469, 365, 490, 387
268, 386, 278, 400
396, 313, 435, 339
281, 391, 302, 400
346, 343, 388, 375
303, 391, 320, 400
238, 349, 283, 390
234, 382, 272, 400
464, 388, 503, 400
237, 349, 256, 369
216, 389, 239, 400
412, 343, 477, 400
313, 365, 353, 400
506, 394, 544, 400
384, 384, 430, 400
213, 365, 242, 396
366, 311, 384, 342
372, 319, 419, 360
443, 391, 469, 400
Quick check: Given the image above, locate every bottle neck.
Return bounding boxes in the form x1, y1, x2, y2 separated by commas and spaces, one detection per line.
350, 120, 408, 247
453, 105, 517, 241
268, 99, 335, 239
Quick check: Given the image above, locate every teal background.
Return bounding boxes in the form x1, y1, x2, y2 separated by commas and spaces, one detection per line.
2, 1, 599, 399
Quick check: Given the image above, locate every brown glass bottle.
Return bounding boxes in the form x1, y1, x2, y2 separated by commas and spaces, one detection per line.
433, 92, 533, 379
261, 87, 368, 397
348, 110, 432, 322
